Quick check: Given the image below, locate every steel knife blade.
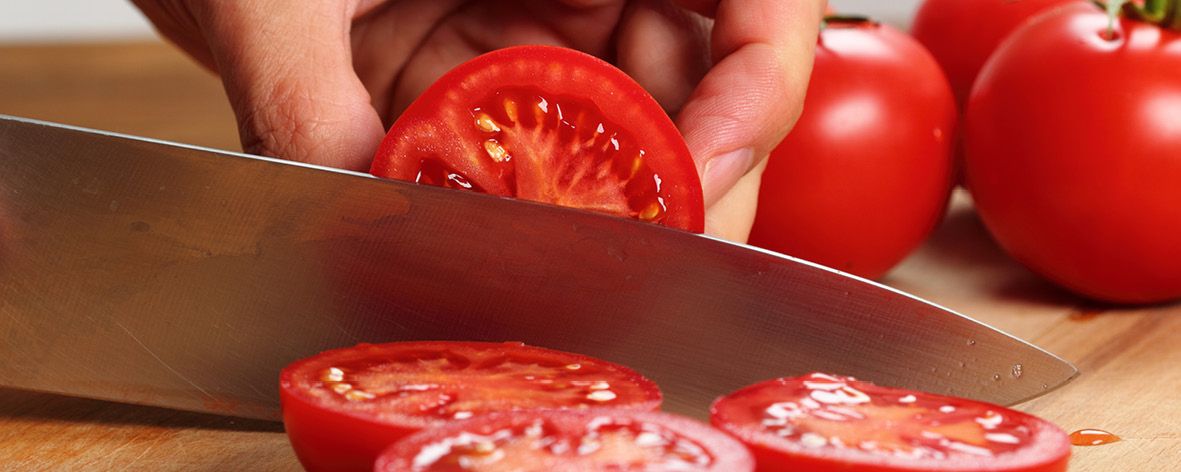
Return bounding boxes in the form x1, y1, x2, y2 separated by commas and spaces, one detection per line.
0, 115, 1076, 421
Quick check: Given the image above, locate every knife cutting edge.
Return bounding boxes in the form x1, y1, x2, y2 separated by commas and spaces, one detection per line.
0, 115, 1077, 421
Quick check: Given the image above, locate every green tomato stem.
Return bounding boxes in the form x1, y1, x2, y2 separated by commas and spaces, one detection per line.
1108, 0, 1127, 36
1124, 0, 1166, 22
1170, 0, 1181, 30
1096, 0, 1181, 30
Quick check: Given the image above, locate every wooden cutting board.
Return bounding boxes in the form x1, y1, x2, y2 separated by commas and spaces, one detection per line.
0, 41, 1176, 471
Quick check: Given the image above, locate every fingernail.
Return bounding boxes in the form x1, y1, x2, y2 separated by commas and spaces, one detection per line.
702, 148, 754, 206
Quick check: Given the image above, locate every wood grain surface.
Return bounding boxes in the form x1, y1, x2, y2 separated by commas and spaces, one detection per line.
1, 41, 1177, 471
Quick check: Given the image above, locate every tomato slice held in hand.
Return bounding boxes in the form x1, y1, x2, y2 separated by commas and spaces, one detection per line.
280, 341, 662, 472
371, 45, 704, 232
376, 410, 754, 471
711, 373, 1070, 472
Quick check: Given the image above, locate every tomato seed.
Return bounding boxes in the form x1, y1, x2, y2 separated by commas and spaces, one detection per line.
484, 139, 510, 163
474, 112, 502, 133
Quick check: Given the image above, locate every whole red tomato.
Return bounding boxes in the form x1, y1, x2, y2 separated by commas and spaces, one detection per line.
965, 3, 1181, 303
911, 0, 1081, 108
749, 20, 955, 280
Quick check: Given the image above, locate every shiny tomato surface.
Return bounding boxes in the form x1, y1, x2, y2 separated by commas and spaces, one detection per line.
370, 45, 704, 232
711, 373, 1070, 471
280, 341, 661, 471
965, 3, 1181, 303
749, 21, 955, 279
376, 410, 754, 471
911, 0, 1082, 107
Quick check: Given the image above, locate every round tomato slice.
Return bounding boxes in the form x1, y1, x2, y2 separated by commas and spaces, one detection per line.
376, 410, 754, 471
710, 373, 1069, 472
280, 341, 662, 472
370, 45, 704, 232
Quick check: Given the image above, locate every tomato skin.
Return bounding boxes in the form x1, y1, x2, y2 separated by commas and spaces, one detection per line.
911, 0, 1082, 108
748, 22, 955, 279
965, 3, 1181, 303
281, 385, 410, 472
370, 45, 704, 232
376, 410, 755, 471
711, 373, 1070, 472
279, 341, 662, 472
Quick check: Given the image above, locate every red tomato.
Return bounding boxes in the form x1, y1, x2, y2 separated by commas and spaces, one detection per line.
911, 0, 1081, 108
748, 21, 955, 279
711, 373, 1070, 472
280, 341, 662, 471
370, 45, 704, 232
376, 410, 754, 471
965, 3, 1181, 303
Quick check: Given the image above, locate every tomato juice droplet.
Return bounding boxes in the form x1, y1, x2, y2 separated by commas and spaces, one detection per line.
1069, 429, 1120, 446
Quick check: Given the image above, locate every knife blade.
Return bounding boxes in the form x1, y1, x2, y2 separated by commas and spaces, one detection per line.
0, 115, 1076, 421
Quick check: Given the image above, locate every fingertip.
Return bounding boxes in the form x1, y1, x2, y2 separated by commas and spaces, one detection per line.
701, 148, 754, 207
703, 160, 766, 242
237, 78, 384, 171
192, 1, 384, 170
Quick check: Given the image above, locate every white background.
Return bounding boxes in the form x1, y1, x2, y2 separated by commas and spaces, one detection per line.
0, 0, 923, 43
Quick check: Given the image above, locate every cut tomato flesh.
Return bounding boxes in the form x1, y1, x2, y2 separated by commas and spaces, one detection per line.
288, 342, 661, 425
377, 411, 754, 471
447, 87, 670, 223
280, 341, 662, 472
409, 418, 710, 470
740, 373, 1027, 458
371, 45, 703, 232
711, 373, 1070, 471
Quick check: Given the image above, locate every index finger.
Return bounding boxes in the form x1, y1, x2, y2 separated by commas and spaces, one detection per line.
675, 0, 825, 206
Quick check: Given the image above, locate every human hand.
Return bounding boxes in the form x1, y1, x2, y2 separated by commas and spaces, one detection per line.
133, 0, 823, 241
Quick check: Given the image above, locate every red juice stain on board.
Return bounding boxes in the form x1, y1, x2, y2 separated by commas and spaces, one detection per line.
1069, 429, 1120, 446
1068, 310, 1102, 322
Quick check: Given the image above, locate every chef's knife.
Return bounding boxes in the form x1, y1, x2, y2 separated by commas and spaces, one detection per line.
0, 115, 1076, 421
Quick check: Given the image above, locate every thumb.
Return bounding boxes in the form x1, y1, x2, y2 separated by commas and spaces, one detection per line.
190, 1, 383, 170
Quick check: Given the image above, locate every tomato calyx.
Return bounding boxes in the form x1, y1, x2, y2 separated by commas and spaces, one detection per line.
1096, 0, 1181, 30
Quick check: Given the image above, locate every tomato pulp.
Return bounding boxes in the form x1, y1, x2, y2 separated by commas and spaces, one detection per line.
748, 21, 955, 279
280, 341, 661, 471
371, 45, 704, 232
711, 373, 1070, 472
376, 410, 754, 471
965, 3, 1181, 303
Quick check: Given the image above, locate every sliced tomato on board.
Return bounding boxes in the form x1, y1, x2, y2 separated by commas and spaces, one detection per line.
376, 410, 754, 471
280, 341, 662, 472
711, 373, 1070, 472
370, 45, 704, 232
